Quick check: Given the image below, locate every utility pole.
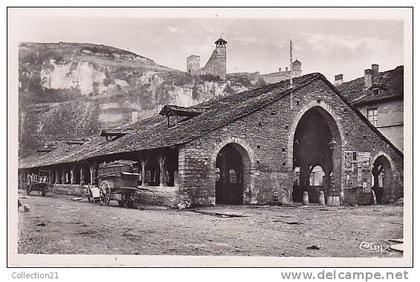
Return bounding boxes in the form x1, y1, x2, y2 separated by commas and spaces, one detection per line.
289, 39, 294, 110
290, 39, 293, 87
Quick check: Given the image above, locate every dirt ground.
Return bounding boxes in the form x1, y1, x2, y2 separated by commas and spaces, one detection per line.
17, 192, 403, 257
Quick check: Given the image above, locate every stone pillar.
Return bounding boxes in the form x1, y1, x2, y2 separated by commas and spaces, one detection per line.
174, 171, 179, 186
140, 158, 148, 186
89, 162, 97, 185
299, 162, 309, 191
18, 171, 22, 189
55, 169, 59, 184
70, 167, 75, 184
222, 153, 227, 184
49, 170, 53, 184
80, 166, 85, 185
61, 168, 66, 184
158, 155, 166, 187
330, 146, 341, 197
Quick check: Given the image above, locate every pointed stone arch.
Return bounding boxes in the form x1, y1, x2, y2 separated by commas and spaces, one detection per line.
211, 137, 257, 204
371, 152, 394, 204
287, 102, 343, 203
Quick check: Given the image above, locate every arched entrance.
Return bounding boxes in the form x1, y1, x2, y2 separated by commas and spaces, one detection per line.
372, 155, 392, 204
215, 143, 250, 205
292, 106, 341, 203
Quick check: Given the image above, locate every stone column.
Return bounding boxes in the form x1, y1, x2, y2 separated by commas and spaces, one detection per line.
80, 166, 85, 185
70, 167, 75, 184
49, 170, 53, 184
61, 168, 66, 184
221, 153, 227, 183
158, 155, 166, 187
140, 158, 148, 186
55, 169, 59, 184
330, 147, 341, 198
89, 162, 97, 185
299, 162, 309, 190
174, 171, 179, 186
18, 171, 22, 189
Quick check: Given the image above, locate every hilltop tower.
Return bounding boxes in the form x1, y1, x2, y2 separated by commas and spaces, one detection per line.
187, 55, 201, 75
199, 37, 227, 80
214, 38, 227, 79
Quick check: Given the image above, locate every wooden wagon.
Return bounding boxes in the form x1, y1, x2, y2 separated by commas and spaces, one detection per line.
97, 160, 140, 208
26, 170, 50, 196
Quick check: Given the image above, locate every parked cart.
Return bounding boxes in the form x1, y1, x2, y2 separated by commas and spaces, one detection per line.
86, 185, 101, 203
26, 170, 50, 196
97, 160, 141, 208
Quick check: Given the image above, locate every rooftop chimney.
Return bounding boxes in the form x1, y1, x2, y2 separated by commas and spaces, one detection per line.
371, 64, 379, 75
371, 64, 379, 84
286, 66, 289, 72
334, 74, 343, 86
279, 67, 282, 72
364, 69, 372, 89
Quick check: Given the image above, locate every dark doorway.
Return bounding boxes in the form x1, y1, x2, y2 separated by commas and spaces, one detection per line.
372, 155, 392, 204
215, 143, 248, 205
293, 107, 341, 203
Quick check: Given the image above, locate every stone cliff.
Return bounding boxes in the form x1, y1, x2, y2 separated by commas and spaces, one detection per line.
18, 42, 266, 157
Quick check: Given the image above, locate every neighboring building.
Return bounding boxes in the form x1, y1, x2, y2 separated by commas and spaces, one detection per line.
335, 64, 404, 152
261, 59, 303, 84
186, 38, 227, 79
18, 73, 403, 207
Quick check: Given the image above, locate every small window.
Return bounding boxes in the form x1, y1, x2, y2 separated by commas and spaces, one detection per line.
373, 88, 380, 95
367, 108, 378, 126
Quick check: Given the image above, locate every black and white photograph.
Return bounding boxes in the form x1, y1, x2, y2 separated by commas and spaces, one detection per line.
7, 7, 412, 267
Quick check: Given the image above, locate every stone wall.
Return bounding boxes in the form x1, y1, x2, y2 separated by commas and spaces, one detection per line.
135, 186, 179, 207
50, 184, 178, 207
52, 184, 88, 196
178, 78, 404, 206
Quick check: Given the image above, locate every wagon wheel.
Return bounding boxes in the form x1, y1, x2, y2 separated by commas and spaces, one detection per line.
26, 177, 32, 195
99, 180, 111, 206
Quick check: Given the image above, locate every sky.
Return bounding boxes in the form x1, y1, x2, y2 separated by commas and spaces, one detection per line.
11, 9, 405, 82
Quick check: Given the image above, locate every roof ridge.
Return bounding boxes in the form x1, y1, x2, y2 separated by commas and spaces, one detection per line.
320, 77, 404, 157
340, 65, 404, 86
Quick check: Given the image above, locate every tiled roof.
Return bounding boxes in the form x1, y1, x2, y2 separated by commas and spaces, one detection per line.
19, 73, 319, 169
336, 66, 403, 106
19, 71, 402, 170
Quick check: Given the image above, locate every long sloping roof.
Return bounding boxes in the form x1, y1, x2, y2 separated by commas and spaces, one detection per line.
336, 65, 403, 105
19, 72, 402, 170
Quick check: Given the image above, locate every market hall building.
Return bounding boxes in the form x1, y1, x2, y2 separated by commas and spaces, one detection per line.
18, 73, 404, 207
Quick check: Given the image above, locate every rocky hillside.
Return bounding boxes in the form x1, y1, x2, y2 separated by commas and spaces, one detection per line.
18, 42, 266, 157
